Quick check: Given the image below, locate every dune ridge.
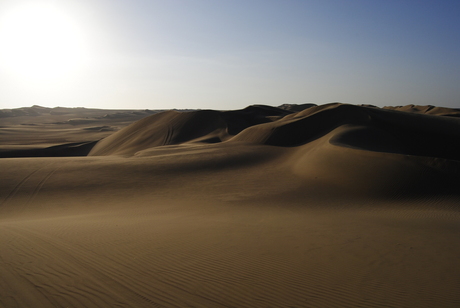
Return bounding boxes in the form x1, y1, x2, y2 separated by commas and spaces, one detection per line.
1, 103, 460, 307
88, 103, 460, 198
89, 103, 460, 159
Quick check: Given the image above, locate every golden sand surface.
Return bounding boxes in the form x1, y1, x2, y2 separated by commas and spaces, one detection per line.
1, 104, 460, 307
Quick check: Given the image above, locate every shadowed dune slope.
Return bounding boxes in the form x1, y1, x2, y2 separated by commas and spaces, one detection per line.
232, 104, 460, 159
384, 104, 460, 117
90, 103, 460, 161
86, 103, 460, 198
89, 106, 291, 156
0, 141, 98, 158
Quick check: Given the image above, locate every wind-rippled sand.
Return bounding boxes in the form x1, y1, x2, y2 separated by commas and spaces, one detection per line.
1, 103, 460, 307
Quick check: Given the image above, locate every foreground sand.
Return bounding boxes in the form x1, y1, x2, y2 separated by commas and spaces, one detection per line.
1, 103, 460, 307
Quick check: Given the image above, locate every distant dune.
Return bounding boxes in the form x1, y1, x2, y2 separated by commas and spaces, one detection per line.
87, 103, 460, 198
0, 106, 159, 157
1, 103, 460, 307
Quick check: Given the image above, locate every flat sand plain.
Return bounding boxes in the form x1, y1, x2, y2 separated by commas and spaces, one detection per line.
1, 104, 460, 307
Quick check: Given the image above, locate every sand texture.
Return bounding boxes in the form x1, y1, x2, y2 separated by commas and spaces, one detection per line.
1, 103, 460, 307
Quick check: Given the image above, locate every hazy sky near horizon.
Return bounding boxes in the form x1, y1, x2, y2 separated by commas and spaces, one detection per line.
0, 0, 459, 110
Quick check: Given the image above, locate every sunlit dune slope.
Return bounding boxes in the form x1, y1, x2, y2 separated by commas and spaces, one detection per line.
90, 103, 460, 159
87, 103, 460, 198
232, 103, 460, 160
88, 105, 291, 156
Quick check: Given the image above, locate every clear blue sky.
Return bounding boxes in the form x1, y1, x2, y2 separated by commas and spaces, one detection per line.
0, 0, 459, 110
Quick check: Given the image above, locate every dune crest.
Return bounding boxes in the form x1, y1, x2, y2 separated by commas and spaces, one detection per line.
86, 103, 460, 198
90, 103, 460, 159
1, 103, 460, 307
88, 105, 291, 156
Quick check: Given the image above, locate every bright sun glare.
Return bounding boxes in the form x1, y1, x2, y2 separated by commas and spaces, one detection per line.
0, 3, 87, 81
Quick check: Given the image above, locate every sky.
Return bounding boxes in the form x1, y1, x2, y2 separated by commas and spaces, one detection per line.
0, 0, 459, 110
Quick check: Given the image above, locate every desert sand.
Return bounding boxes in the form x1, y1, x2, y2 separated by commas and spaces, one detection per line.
1, 103, 460, 307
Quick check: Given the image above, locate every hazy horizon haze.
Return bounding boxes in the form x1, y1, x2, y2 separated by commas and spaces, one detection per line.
0, 0, 459, 110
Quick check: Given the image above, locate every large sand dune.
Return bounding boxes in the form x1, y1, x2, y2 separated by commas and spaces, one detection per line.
1, 103, 460, 307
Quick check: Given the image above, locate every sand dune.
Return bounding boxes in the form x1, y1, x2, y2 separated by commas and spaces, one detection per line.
89, 103, 460, 198
90, 103, 460, 159
88, 105, 291, 156
1, 103, 460, 307
0, 106, 158, 157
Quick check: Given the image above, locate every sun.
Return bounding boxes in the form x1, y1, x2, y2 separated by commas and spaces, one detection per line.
0, 3, 87, 81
